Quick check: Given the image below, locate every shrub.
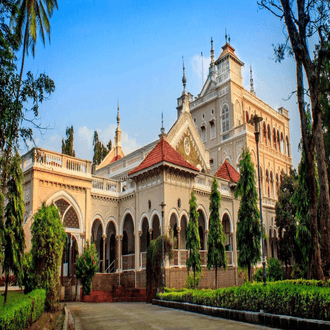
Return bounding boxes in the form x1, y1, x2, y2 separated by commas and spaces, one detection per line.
291, 263, 304, 279
156, 281, 330, 321
267, 257, 282, 281
75, 241, 99, 295
0, 289, 46, 329
27, 289, 46, 323
22, 252, 35, 294
186, 271, 203, 289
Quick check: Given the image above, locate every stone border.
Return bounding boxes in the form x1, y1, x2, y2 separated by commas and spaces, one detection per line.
152, 299, 330, 330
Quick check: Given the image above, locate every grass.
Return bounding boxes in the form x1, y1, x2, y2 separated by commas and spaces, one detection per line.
0, 291, 25, 311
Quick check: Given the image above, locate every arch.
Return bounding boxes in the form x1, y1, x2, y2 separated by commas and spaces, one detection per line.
235, 99, 242, 126
104, 215, 118, 235
169, 212, 179, 248
91, 214, 105, 235
138, 212, 149, 231
122, 213, 135, 255
221, 103, 230, 133
46, 190, 83, 231
197, 204, 208, 229
222, 212, 231, 250
220, 209, 233, 233
267, 124, 271, 145
151, 214, 160, 240
286, 136, 290, 157
263, 122, 267, 144
198, 209, 206, 250
120, 209, 135, 235
273, 128, 277, 150
140, 217, 150, 252
245, 110, 249, 123
180, 214, 188, 249
168, 208, 180, 227
150, 209, 161, 229
277, 130, 280, 152
61, 233, 79, 282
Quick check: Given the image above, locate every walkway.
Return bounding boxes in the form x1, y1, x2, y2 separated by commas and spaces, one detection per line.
67, 302, 275, 330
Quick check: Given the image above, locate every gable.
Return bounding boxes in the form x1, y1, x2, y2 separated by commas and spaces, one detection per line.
176, 131, 202, 170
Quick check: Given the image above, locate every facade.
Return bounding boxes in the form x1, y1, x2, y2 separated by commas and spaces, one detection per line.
21, 40, 292, 296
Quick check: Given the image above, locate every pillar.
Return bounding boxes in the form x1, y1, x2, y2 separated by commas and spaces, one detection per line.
102, 234, 106, 273
148, 228, 153, 243
177, 227, 181, 266
139, 230, 142, 269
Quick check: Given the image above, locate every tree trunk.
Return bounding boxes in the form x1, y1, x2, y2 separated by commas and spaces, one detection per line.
4, 272, 9, 305
215, 266, 218, 289
296, 61, 324, 280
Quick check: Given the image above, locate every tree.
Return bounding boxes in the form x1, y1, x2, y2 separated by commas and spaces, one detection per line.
207, 177, 226, 289
61, 125, 75, 157
275, 169, 298, 275
234, 149, 261, 282
10, 0, 58, 102
186, 191, 201, 288
75, 241, 99, 296
92, 130, 111, 171
258, 0, 330, 279
31, 203, 66, 311
2, 153, 25, 305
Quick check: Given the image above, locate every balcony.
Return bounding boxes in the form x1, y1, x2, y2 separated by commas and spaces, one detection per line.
22, 148, 92, 178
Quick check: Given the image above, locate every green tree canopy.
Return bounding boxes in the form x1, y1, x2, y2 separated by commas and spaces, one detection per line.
2, 153, 25, 304
207, 177, 226, 289
275, 169, 298, 274
186, 191, 201, 288
31, 203, 66, 311
92, 130, 112, 171
62, 125, 75, 157
234, 148, 261, 281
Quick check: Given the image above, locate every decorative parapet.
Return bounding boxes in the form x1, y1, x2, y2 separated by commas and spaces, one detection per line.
21, 147, 92, 178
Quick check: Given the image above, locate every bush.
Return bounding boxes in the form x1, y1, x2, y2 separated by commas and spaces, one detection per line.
22, 252, 35, 294
0, 289, 46, 329
75, 241, 99, 295
156, 281, 330, 321
185, 271, 203, 289
27, 289, 46, 323
253, 258, 282, 282
291, 263, 304, 279
0, 275, 17, 287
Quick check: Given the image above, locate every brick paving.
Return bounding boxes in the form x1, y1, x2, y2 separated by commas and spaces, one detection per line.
67, 302, 275, 330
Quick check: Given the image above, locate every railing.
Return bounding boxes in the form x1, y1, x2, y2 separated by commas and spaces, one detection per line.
140, 252, 147, 269
21, 147, 92, 177
226, 251, 233, 265
200, 250, 207, 266
170, 250, 179, 266
92, 176, 120, 193
121, 254, 135, 271
180, 250, 188, 265
105, 259, 116, 273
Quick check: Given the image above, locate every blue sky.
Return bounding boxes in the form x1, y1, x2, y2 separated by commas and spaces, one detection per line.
21, 0, 303, 167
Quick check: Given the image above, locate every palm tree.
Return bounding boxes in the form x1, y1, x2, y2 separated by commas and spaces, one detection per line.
11, 0, 58, 98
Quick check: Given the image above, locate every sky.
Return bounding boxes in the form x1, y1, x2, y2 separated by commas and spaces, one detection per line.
20, 0, 305, 167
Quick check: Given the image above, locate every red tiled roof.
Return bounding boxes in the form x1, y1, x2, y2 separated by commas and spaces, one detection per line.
110, 155, 122, 164
215, 160, 240, 183
129, 138, 199, 175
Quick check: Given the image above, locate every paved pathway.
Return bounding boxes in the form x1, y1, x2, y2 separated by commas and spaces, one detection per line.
67, 302, 275, 330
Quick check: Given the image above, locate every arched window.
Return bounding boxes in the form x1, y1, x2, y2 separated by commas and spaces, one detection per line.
276, 173, 279, 194
263, 122, 267, 144
286, 136, 290, 156
266, 170, 270, 197
260, 166, 263, 195
280, 132, 284, 153
246, 111, 249, 123
277, 130, 280, 152
270, 171, 274, 198
273, 129, 277, 150
222, 105, 229, 133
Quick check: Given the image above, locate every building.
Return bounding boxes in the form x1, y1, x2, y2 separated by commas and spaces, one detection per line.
21, 39, 292, 299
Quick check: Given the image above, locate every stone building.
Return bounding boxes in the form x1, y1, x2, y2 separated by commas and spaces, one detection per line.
21, 39, 292, 298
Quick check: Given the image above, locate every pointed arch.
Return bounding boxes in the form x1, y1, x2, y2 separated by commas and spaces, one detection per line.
120, 209, 135, 235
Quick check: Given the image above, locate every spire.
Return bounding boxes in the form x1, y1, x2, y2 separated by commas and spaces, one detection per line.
116, 100, 120, 126
250, 65, 256, 95
161, 112, 165, 134
225, 28, 227, 43
182, 56, 187, 94
210, 37, 214, 63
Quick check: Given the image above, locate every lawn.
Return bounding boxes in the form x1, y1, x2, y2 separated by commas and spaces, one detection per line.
0, 291, 25, 311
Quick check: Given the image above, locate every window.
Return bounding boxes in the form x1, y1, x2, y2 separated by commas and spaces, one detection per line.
201, 125, 206, 142
210, 120, 216, 139
222, 105, 229, 133
210, 158, 214, 166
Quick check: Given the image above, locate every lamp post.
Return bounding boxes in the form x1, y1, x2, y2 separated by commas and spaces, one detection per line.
160, 202, 166, 294
249, 114, 267, 285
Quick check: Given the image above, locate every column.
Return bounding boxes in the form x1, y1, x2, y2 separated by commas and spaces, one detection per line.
177, 227, 181, 267
139, 230, 142, 269
148, 228, 153, 243
115, 235, 120, 272
102, 234, 106, 273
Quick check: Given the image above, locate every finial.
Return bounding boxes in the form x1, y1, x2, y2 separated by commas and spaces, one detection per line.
161, 112, 165, 134
182, 56, 187, 92
250, 65, 256, 95
228, 35, 231, 44
210, 37, 214, 63
117, 100, 120, 125
225, 28, 227, 43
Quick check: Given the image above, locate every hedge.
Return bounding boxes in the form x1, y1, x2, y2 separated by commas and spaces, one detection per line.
157, 280, 330, 321
0, 289, 46, 329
